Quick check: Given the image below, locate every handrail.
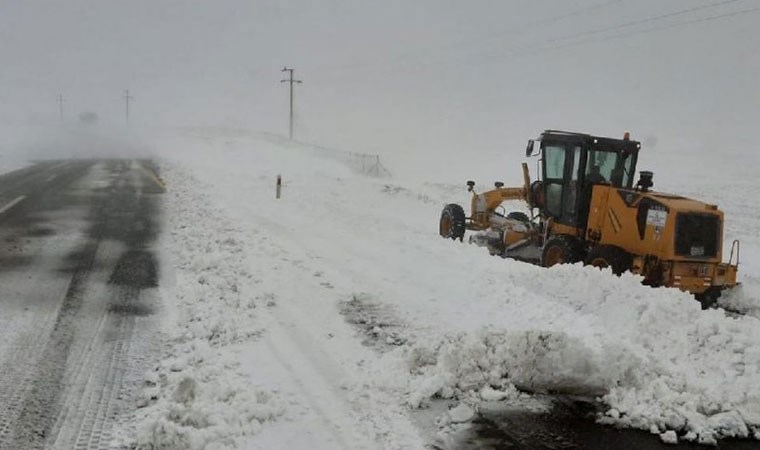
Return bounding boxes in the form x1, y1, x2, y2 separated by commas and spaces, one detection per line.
728, 239, 740, 266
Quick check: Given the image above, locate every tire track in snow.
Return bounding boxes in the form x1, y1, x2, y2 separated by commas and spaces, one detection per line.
2, 229, 102, 450
251, 222, 423, 450
47, 285, 141, 450
263, 327, 360, 450
0, 291, 67, 446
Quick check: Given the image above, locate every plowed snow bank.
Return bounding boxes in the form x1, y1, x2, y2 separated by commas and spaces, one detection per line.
400, 265, 760, 443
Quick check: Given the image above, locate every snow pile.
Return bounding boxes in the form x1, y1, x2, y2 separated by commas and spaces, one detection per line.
600, 307, 760, 444
132, 165, 283, 450
401, 264, 760, 443
720, 276, 760, 319
135, 353, 283, 450
405, 329, 612, 409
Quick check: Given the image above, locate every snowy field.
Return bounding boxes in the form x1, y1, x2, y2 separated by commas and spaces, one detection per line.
129, 128, 760, 449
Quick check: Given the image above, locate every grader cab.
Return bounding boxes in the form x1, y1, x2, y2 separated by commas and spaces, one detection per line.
439, 130, 739, 306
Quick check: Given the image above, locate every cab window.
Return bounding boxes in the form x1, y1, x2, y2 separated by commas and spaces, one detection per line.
586, 150, 617, 182
586, 149, 636, 187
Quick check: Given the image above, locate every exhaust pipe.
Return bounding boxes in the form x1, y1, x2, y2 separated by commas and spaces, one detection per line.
637, 171, 654, 192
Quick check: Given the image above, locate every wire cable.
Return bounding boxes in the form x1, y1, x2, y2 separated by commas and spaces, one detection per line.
404, 0, 756, 71
540, 4, 760, 53
311, 0, 756, 81
538, 0, 747, 47
309, 0, 627, 77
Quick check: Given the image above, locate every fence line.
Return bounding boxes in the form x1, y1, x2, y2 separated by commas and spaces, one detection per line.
257, 132, 392, 178
179, 128, 393, 178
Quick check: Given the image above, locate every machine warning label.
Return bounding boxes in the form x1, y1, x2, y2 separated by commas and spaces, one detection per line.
647, 209, 668, 228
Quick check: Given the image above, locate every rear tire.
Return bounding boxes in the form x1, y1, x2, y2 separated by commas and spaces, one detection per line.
542, 235, 585, 267
439, 204, 466, 241
585, 245, 632, 276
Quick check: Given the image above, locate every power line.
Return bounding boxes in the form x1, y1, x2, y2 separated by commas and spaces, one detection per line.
472, 0, 750, 63
311, 0, 751, 83
538, 0, 746, 47
378, 0, 754, 74
309, 0, 627, 78
538, 4, 760, 54
530, 0, 626, 27
412, 0, 627, 59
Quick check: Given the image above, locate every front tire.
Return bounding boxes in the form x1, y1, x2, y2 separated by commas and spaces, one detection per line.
542, 235, 585, 267
585, 245, 632, 275
439, 204, 466, 241
695, 288, 722, 310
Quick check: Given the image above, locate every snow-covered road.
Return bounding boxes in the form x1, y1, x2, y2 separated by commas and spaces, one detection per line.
0, 160, 165, 450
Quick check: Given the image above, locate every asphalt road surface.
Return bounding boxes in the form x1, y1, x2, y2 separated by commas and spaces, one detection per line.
448, 393, 759, 450
0, 160, 164, 450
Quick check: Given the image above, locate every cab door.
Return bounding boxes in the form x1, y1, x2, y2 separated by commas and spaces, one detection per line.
541, 142, 583, 227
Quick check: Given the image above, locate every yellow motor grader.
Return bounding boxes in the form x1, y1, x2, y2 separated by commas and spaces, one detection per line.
439, 130, 740, 307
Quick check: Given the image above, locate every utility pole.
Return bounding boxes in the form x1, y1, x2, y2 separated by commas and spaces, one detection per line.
280, 67, 302, 139
124, 89, 134, 125
57, 94, 64, 122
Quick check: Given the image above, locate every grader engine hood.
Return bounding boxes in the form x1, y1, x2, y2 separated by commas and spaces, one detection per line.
638, 192, 722, 259
586, 184, 739, 297
592, 187, 726, 263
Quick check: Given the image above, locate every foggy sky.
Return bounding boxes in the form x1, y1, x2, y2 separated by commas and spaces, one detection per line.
1, 0, 758, 179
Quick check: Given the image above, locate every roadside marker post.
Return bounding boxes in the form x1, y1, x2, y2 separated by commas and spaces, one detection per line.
276, 175, 282, 199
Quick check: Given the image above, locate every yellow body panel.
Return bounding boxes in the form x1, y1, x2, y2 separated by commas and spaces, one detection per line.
466, 163, 531, 231
587, 185, 738, 294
